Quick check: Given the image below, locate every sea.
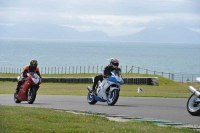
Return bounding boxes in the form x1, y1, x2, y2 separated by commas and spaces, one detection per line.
0, 38, 200, 75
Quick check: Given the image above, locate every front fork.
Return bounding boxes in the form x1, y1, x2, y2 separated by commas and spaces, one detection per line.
188, 86, 200, 98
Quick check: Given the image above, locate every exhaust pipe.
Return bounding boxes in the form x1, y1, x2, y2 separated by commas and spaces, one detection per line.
188, 86, 200, 98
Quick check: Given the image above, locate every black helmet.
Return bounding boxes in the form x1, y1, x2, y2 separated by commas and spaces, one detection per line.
30, 59, 38, 69
110, 58, 119, 68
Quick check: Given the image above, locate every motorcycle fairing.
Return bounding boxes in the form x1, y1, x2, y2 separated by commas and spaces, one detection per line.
17, 80, 30, 100
96, 79, 110, 100
96, 70, 123, 100
108, 70, 124, 85
32, 78, 40, 84
28, 72, 40, 84
96, 80, 120, 100
16, 72, 40, 101
94, 95, 107, 102
108, 75, 118, 83
108, 75, 123, 85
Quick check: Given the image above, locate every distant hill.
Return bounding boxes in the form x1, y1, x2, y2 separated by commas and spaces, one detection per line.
0, 24, 200, 43
0, 24, 110, 41
112, 27, 200, 43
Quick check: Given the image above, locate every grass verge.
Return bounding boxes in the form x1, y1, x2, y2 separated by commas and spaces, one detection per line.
0, 73, 199, 132
0, 105, 198, 133
1, 81, 199, 98
0, 72, 200, 98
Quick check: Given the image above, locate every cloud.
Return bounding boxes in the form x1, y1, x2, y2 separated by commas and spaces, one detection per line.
0, 0, 200, 36
59, 13, 200, 36
0, 23, 15, 26
60, 14, 160, 36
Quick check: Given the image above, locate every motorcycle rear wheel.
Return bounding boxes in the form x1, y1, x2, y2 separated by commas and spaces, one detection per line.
107, 89, 119, 106
87, 93, 97, 105
14, 92, 21, 103
27, 87, 37, 104
187, 94, 200, 116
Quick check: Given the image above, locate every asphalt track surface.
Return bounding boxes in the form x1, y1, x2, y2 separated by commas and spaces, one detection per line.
0, 94, 199, 126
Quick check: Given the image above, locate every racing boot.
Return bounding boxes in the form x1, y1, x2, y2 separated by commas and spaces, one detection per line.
15, 81, 22, 94
15, 86, 20, 94
91, 85, 97, 95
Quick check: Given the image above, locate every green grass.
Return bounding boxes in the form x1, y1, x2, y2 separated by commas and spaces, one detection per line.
0, 105, 198, 133
1, 81, 197, 98
1, 73, 199, 98
0, 73, 200, 132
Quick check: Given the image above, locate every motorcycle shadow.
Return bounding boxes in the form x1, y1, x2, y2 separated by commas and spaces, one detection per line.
15, 102, 53, 105
93, 103, 139, 107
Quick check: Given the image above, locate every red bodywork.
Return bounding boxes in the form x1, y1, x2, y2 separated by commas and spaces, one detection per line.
16, 73, 41, 101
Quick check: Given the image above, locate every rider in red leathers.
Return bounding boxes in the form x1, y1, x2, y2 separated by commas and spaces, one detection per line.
15, 59, 42, 93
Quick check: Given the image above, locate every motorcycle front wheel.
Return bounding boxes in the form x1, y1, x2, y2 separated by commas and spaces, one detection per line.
187, 94, 200, 116
107, 89, 119, 106
87, 93, 97, 105
27, 87, 37, 104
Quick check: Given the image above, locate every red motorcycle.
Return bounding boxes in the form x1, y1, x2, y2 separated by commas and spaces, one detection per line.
14, 72, 41, 104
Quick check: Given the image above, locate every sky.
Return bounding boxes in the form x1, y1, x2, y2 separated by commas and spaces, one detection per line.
0, 0, 200, 36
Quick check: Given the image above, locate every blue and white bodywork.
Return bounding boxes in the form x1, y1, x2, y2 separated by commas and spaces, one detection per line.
87, 70, 123, 106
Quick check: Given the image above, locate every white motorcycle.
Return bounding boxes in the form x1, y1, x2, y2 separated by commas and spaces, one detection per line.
87, 70, 124, 106
187, 86, 200, 116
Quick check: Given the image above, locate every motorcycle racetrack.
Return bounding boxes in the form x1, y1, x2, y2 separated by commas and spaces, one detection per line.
0, 94, 200, 130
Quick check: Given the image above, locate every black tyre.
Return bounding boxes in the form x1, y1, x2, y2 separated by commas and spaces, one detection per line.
187, 94, 200, 116
27, 87, 37, 104
87, 93, 97, 105
14, 92, 21, 103
107, 89, 119, 106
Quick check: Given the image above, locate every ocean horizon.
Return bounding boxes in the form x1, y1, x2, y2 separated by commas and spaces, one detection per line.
0, 38, 200, 75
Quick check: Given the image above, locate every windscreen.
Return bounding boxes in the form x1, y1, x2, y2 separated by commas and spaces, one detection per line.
29, 72, 40, 79
112, 70, 121, 76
